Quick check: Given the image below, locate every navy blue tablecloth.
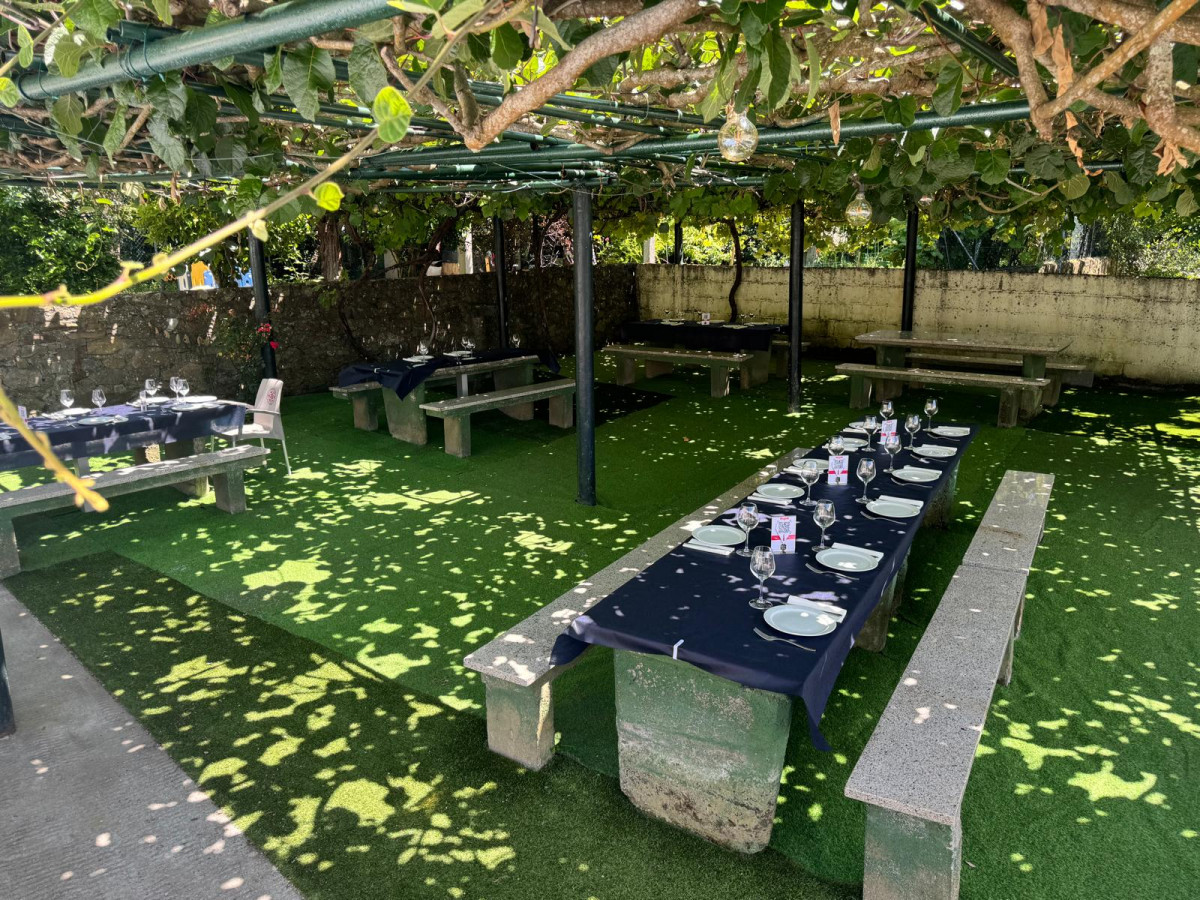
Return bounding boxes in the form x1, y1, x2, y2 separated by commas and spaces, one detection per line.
339, 349, 559, 400
622, 320, 778, 352
0, 402, 244, 471
553, 423, 978, 750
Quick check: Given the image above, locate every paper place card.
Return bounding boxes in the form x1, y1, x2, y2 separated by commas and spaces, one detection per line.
880, 418, 897, 438
828, 453, 848, 485
770, 515, 796, 553
17, 405, 27, 421
700, 312, 711, 324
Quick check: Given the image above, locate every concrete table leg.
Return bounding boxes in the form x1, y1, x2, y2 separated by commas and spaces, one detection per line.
924, 468, 958, 529
0, 628, 13, 737
711, 366, 732, 398
863, 805, 961, 900
644, 360, 674, 379
495, 363, 535, 421
849, 374, 871, 408
443, 416, 472, 458
132, 445, 152, 465
748, 350, 771, 386
858, 581, 895, 654
616, 357, 637, 385
0, 519, 19, 578
997, 390, 1019, 427
887, 556, 910, 616
483, 674, 555, 770
212, 469, 247, 514
163, 438, 209, 498
614, 650, 791, 853
73, 457, 91, 476
548, 395, 574, 428
350, 394, 379, 431
455, 373, 470, 398
383, 385, 428, 445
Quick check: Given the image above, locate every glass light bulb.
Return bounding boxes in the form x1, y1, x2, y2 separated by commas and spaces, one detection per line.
846, 190, 873, 225
718, 110, 759, 162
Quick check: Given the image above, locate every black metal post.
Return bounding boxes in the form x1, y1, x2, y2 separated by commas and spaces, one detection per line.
248, 235, 277, 378
0, 630, 14, 736
788, 199, 805, 414
672, 220, 683, 264
902, 208, 918, 331
572, 189, 597, 506
492, 215, 509, 347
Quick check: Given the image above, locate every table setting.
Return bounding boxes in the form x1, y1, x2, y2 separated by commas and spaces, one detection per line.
622, 318, 778, 352
553, 400, 977, 749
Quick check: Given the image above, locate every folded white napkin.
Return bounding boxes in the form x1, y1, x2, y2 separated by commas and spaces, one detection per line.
683, 540, 736, 557
830, 541, 885, 562
875, 494, 924, 510
844, 427, 868, 435
748, 492, 793, 507
787, 595, 847, 623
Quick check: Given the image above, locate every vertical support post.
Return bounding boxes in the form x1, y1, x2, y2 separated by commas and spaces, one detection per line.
0, 628, 13, 737
573, 189, 597, 507
492, 215, 509, 348
672, 220, 683, 264
248, 235, 276, 379
902, 207, 918, 332
788, 198, 805, 414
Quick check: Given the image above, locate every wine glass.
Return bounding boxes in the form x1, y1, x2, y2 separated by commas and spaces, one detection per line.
735, 502, 759, 558
417, 341, 429, 357
91, 388, 106, 411
827, 435, 845, 458
169, 376, 181, 399
176, 378, 190, 400
749, 547, 776, 610
144, 378, 159, 399
883, 434, 902, 472
59, 389, 74, 413
856, 458, 876, 505
462, 337, 476, 353
905, 413, 922, 449
925, 397, 938, 429
799, 459, 821, 507
863, 414, 879, 450
510, 334, 522, 349
880, 399, 894, 420
813, 500, 836, 551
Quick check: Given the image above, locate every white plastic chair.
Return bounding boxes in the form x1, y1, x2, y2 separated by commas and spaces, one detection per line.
215, 378, 292, 475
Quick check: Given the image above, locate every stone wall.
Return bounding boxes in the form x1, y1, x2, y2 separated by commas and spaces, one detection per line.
637, 264, 1200, 384
0, 266, 637, 410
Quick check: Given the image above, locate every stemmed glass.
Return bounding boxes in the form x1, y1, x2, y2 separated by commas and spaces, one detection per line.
462, 337, 476, 353
176, 378, 190, 400
827, 435, 845, 457
749, 547, 776, 610
925, 397, 939, 430
813, 500, 836, 551
863, 414, 879, 450
59, 389, 74, 413
883, 434, 902, 472
417, 341, 430, 357
880, 399, 894, 420
91, 388, 106, 411
798, 459, 821, 507
137, 390, 149, 412
905, 413, 922, 449
145, 378, 159, 400
510, 334, 522, 349
169, 376, 181, 400
856, 458, 876, 505
735, 503, 759, 558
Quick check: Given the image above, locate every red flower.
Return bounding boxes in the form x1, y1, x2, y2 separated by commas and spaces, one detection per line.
269, 340, 280, 350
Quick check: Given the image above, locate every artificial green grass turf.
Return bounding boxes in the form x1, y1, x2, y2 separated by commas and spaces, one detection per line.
4, 359, 1200, 897
6, 552, 856, 900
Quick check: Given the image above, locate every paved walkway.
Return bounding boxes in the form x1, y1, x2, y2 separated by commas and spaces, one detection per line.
0, 584, 302, 900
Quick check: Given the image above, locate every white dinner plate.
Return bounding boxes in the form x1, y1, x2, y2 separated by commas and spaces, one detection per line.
867, 498, 922, 518
815, 546, 881, 572
137, 396, 170, 405
913, 444, 956, 459
170, 402, 221, 412
692, 524, 745, 547
840, 437, 868, 451
404, 356, 433, 363
763, 605, 837, 637
892, 466, 940, 484
51, 408, 92, 417
755, 483, 805, 500
445, 350, 472, 357
930, 425, 970, 438
186, 394, 218, 403
76, 415, 127, 426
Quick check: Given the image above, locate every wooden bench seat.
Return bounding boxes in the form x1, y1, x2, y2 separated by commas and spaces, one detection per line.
330, 381, 383, 431
907, 351, 1092, 405
420, 379, 575, 458
0, 446, 270, 578
603, 344, 755, 397
836, 363, 1050, 427
844, 470, 1053, 900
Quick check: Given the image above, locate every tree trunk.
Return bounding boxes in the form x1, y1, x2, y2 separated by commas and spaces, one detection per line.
723, 218, 742, 323
318, 215, 343, 282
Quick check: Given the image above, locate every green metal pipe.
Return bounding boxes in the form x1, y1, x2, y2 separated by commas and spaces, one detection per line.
916, 3, 1019, 79
18, 0, 404, 101
377, 176, 614, 194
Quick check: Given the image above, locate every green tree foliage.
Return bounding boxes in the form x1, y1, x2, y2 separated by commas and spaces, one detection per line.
0, 188, 122, 293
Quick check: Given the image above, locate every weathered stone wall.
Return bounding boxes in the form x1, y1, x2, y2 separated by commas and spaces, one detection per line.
0, 266, 637, 410
637, 264, 1200, 383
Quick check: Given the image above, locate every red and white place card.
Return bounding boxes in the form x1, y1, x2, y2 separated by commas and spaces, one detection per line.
770, 515, 797, 553
828, 454, 849, 485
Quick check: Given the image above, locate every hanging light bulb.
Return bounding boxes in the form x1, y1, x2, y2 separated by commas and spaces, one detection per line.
718, 107, 759, 162
846, 189, 873, 225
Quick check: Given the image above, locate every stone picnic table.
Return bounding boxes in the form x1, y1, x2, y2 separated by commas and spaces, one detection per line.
855, 329, 1072, 381
621, 319, 777, 386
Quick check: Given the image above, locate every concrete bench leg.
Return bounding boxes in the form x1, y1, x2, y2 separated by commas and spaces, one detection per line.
350, 394, 379, 431
748, 350, 771, 386
615, 649, 791, 853
711, 366, 732, 398
849, 374, 871, 409
863, 805, 961, 900
443, 416, 472, 458
132, 445, 153, 465
548, 394, 574, 429
999, 616, 1016, 686
1043, 374, 1063, 407
997, 390, 1019, 427
0, 629, 13, 737
495, 363, 535, 421
644, 360, 673, 379
0, 519, 19, 578
383, 385, 428, 445
615, 357, 637, 385
1018, 388, 1043, 423
212, 469, 248, 514
483, 673, 555, 771
163, 438, 210, 498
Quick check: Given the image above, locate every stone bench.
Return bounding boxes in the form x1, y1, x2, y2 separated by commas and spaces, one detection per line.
330, 381, 383, 431
907, 352, 1092, 406
420, 379, 576, 458
836, 363, 1050, 427
603, 344, 754, 397
844, 470, 1053, 900
0, 446, 270, 578
463, 449, 804, 770
770, 335, 811, 377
